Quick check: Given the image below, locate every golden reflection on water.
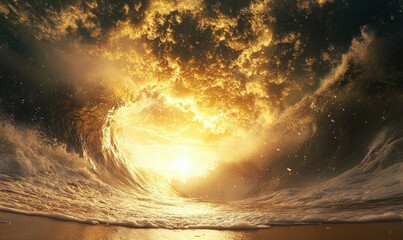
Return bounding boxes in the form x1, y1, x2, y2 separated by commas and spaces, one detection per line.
91, 228, 244, 240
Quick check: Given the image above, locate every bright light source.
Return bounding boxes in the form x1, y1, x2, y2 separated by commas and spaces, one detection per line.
169, 158, 192, 181
172, 158, 191, 175
104, 97, 267, 181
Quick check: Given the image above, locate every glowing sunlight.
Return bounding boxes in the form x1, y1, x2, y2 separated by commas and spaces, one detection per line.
102, 94, 266, 180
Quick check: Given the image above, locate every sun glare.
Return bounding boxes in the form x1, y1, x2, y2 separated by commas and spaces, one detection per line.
171, 158, 191, 179
104, 96, 266, 182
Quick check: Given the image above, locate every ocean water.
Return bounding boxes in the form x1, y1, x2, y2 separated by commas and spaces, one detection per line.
1, 83, 402, 229
0, 125, 402, 229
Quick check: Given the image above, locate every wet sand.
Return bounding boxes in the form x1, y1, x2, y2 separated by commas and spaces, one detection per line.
0, 211, 402, 240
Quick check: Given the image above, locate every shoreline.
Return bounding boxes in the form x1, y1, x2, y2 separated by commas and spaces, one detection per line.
1, 211, 403, 240
1, 207, 402, 230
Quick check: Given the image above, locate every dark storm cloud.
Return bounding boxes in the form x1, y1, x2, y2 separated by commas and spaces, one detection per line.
263, 0, 402, 101
204, 0, 252, 18
150, 10, 239, 74
0, 0, 148, 43
142, 0, 402, 110
75, 0, 148, 42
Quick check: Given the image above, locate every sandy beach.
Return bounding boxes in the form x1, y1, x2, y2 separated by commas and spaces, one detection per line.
0, 211, 402, 240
